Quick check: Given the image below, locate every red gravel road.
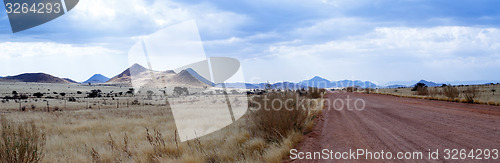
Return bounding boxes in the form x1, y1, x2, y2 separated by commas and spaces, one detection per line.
287, 92, 500, 162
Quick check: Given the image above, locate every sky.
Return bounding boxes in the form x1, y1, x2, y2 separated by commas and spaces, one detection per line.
0, 0, 500, 85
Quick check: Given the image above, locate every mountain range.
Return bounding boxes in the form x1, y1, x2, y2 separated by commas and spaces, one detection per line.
1, 64, 497, 89
105, 63, 209, 88
215, 76, 377, 89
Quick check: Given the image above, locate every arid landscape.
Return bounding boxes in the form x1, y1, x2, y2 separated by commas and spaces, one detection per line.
0, 64, 325, 162
2, 63, 500, 162
2, 1, 500, 162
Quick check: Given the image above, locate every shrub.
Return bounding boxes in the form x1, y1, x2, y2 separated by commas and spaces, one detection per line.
131, 99, 140, 105
415, 86, 429, 96
428, 88, 441, 97
68, 97, 76, 102
146, 90, 154, 100
0, 116, 46, 163
346, 87, 356, 92
248, 92, 308, 142
173, 87, 189, 96
443, 86, 459, 100
33, 92, 43, 98
364, 88, 374, 94
87, 89, 102, 98
412, 83, 427, 91
463, 86, 479, 103
307, 87, 325, 99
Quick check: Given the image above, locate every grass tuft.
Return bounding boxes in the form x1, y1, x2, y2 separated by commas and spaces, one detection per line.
0, 116, 46, 163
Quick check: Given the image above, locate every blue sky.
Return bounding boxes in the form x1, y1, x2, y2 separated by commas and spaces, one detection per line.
1, 0, 500, 85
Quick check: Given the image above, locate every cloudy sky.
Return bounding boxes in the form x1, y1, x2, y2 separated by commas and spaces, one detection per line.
1, 0, 499, 85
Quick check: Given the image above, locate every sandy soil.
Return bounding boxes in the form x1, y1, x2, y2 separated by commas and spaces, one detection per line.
288, 92, 500, 162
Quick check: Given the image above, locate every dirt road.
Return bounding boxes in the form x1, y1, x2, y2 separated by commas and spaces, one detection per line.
289, 92, 500, 162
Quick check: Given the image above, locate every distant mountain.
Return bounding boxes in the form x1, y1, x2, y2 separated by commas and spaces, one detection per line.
0, 73, 71, 83
272, 82, 307, 89
107, 63, 149, 83
171, 70, 209, 87
217, 77, 378, 89
219, 82, 307, 89
83, 74, 109, 84
444, 80, 500, 86
63, 78, 79, 84
331, 80, 377, 88
383, 80, 418, 87
185, 68, 214, 86
214, 83, 260, 89
106, 63, 210, 88
298, 76, 378, 88
299, 76, 332, 88
415, 80, 442, 87
385, 84, 408, 88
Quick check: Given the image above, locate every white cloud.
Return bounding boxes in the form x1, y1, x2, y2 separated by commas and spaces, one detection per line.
0, 42, 126, 81
67, 0, 249, 38
242, 26, 500, 83
0, 42, 120, 59
272, 26, 500, 58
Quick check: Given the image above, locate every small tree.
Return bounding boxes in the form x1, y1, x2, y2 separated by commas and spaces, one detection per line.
412, 83, 427, 91
173, 87, 189, 96
146, 90, 154, 100
126, 88, 135, 96
33, 92, 43, 98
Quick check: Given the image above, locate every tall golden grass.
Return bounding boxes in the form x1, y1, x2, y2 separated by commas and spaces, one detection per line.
1, 92, 324, 162
0, 116, 46, 163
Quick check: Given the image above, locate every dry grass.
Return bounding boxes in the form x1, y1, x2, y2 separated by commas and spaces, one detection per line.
248, 92, 308, 142
463, 86, 479, 103
1, 91, 324, 162
0, 116, 46, 163
377, 84, 500, 106
443, 86, 459, 100
307, 87, 326, 99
